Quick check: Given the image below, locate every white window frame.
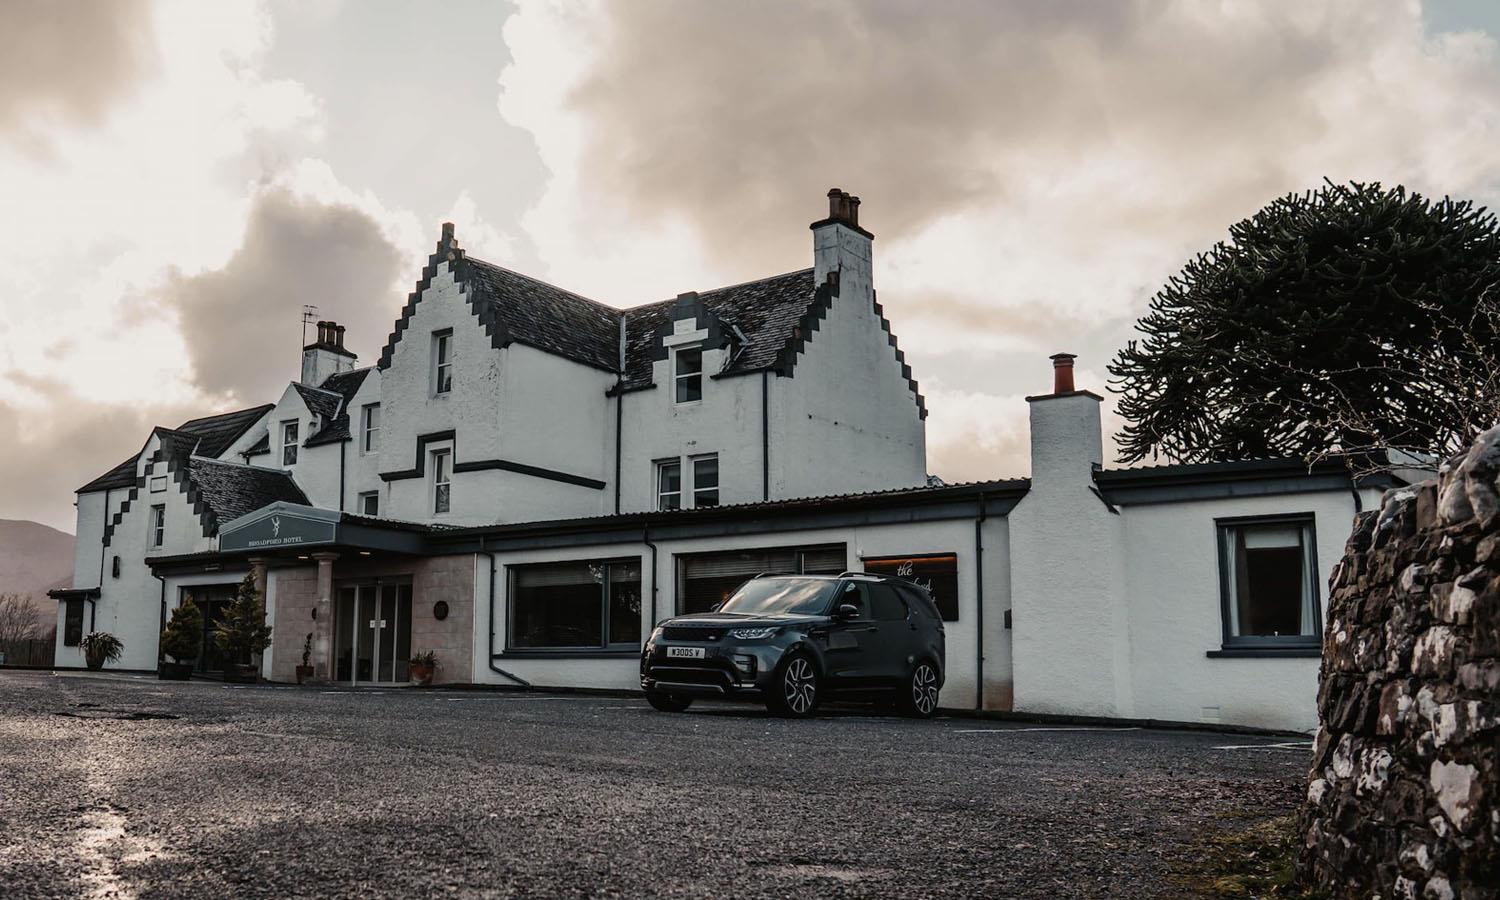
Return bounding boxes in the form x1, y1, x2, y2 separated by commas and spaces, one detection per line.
431, 449, 452, 515
432, 330, 453, 396
149, 504, 166, 549
691, 453, 719, 508
673, 346, 703, 404
281, 420, 299, 466
361, 403, 381, 454
655, 458, 682, 511
358, 491, 380, 516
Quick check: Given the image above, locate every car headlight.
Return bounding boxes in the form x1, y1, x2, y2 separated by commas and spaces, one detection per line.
729, 627, 778, 640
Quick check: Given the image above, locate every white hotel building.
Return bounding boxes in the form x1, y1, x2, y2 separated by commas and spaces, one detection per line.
50, 189, 1416, 733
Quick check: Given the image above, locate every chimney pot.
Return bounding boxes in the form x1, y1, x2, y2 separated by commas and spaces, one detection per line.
1050, 353, 1077, 394
828, 188, 843, 219
848, 195, 861, 226
334, 324, 346, 349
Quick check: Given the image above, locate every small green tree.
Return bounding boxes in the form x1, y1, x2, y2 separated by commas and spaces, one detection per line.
161, 596, 203, 663
214, 573, 272, 663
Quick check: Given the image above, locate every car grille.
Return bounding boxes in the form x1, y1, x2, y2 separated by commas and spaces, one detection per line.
661, 626, 725, 641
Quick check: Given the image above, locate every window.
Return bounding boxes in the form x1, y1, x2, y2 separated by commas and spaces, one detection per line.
361, 403, 381, 453
509, 559, 642, 650
869, 584, 908, 621
862, 554, 961, 621
676, 544, 846, 615
1217, 516, 1320, 647
431, 449, 451, 515
63, 599, 83, 646
692, 454, 719, 508
149, 504, 166, 549
656, 459, 682, 510
432, 330, 453, 395
358, 491, 379, 516
674, 347, 702, 403
281, 420, 299, 466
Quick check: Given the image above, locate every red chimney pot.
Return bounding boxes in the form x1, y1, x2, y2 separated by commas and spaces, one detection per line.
1050, 353, 1077, 394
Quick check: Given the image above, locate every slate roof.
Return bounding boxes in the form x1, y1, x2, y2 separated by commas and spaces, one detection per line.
292, 383, 342, 422
186, 458, 310, 527
618, 268, 816, 390
305, 368, 372, 447
466, 258, 622, 373
77, 404, 274, 493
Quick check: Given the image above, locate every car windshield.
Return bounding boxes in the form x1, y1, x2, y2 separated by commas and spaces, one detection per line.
719, 577, 837, 616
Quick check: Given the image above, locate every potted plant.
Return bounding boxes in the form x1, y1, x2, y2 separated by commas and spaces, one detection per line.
409, 650, 437, 687
214, 573, 272, 684
296, 632, 315, 684
159, 596, 202, 680
81, 632, 123, 671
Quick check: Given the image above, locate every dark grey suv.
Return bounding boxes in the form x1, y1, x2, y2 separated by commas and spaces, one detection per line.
640, 572, 945, 718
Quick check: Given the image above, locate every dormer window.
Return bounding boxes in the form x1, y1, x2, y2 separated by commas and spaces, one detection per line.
674, 347, 702, 403
433, 330, 453, 395
281, 420, 299, 466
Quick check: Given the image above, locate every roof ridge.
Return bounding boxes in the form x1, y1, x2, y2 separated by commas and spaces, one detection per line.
176, 403, 275, 427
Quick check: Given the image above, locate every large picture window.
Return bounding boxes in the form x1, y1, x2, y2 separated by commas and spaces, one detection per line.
676, 544, 846, 615
1217, 515, 1320, 648
862, 553, 960, 621
509, 559, 642, 651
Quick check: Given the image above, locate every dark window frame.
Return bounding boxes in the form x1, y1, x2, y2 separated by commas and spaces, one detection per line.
691, 453, 719, 508
1214, 512, 1321, 652
431, 448, 452, 515
674, 543, 848, 616
358, 491, 379, 516
63, 598, 84, 646
504, 557, 644, 654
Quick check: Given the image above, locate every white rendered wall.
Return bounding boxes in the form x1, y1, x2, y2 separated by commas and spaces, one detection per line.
1008, 393, 1133, 719
343, 367, 385, 513
771, 222, 926, 499
60, 437, 218, 670
468, 516, 1011, 710
617, 343, 765, 513
1117, 489, 1378, 733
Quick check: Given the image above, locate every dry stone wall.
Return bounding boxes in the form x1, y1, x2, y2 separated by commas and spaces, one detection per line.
1299, 428, 1500, 899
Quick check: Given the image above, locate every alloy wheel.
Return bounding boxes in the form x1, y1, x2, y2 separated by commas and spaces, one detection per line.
912, 663, 939, 716
783, 657, 817, 714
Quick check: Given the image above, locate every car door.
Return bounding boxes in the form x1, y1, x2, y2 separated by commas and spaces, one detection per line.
821, 581, 878, 687
866, 583, 917, 686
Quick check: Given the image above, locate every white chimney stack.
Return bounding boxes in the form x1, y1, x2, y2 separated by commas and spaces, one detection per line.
301, 319, 357, 386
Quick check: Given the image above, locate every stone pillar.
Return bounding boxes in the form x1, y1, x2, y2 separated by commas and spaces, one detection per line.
311, 552, 339, 681
248, 557, 269, 676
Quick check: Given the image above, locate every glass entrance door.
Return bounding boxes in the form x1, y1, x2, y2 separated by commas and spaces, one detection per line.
334, 580, 412, 685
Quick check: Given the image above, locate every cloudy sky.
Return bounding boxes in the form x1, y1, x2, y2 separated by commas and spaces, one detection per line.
3, 0, 1499, 533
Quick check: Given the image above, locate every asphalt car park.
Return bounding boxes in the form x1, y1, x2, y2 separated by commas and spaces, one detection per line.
0, 671, 1308, 898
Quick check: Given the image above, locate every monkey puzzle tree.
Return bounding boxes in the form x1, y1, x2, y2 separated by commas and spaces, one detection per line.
1110, 180, 1500, 468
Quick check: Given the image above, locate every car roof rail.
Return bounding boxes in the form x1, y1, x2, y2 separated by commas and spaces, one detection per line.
837, 570, 880, 579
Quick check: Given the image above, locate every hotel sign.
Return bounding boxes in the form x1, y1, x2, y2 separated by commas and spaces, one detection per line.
220, 505, 338, 552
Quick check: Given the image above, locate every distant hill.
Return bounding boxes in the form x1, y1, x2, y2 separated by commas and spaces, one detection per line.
0, 520, 75, 617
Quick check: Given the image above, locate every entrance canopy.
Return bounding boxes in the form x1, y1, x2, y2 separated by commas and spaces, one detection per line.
217, 502, 431, 556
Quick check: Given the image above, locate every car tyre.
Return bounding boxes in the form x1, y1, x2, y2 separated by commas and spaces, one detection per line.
645, 691, 693, 713
767, 652, 821, 718
899, 660, 941, 719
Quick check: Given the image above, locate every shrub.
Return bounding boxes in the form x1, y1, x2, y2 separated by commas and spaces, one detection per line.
81, 631, 124, 669
213, 573, 272, 661
161, 596, 203, 663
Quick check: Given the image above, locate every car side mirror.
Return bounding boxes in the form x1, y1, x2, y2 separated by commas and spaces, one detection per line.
836, 604, 860, 620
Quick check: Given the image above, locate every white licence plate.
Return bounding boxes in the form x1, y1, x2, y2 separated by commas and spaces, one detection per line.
667, 646, 705, 659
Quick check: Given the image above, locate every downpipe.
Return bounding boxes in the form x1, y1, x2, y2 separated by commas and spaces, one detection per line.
644, 526, 659, 627
974, 491, 987, 712
481, 537, 531, 688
